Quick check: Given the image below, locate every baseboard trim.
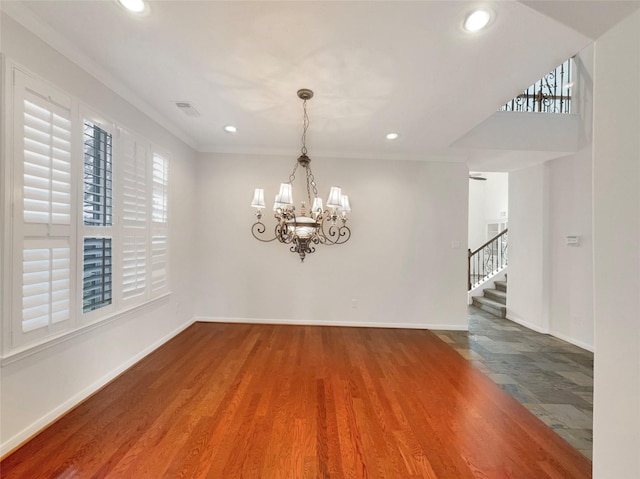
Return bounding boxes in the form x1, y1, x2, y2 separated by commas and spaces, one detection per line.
505, 314, 550, 335
505, 315, 594, 352
0, 317, 197, 459
549, 330, 594, 353
195, 316, 468, 331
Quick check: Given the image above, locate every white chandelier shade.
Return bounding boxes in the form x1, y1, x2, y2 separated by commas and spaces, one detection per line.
326, 186, 342, 209
251, 188, 265, 209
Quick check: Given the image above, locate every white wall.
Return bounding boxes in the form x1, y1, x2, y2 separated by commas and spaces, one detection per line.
548, 151, 594, 349
506, 44, 595, 349
468, 178, 487, 251
592, 11, 640, 478
507, 163, 550, 333
483, 173, 509, 223
0, 14, 198, 454
544, 44, 595, 350
508, 153, 595, 349
454, 110, 580, 153
468, 172, 508, 251
195, 153, 469, 330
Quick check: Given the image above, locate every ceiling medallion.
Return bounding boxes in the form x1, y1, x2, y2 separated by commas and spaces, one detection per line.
250, 89, 351, 262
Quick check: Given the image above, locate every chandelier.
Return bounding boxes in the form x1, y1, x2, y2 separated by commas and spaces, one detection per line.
250, 89, 351, 262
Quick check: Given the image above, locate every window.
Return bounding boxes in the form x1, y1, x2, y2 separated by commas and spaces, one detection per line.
83, 121, 112, 226
81, 119, 114, 316
82, 237, 112, 312
5, 64, 171, 353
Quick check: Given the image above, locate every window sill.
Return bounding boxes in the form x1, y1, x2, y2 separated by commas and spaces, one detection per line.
1, 292, 171, 367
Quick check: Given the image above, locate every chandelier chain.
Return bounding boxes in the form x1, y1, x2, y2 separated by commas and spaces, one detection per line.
289, 162, 298, 184
306, 166, 318, 206
301, 98, 309, 156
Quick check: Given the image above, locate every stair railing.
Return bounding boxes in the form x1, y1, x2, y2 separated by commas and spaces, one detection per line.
468, 229, 508, 290
499, 59, 572, 113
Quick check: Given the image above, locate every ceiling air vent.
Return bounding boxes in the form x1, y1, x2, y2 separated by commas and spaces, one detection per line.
175, 101, 201, 117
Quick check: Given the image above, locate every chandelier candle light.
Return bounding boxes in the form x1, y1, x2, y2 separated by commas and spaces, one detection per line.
251, 89, 351, 262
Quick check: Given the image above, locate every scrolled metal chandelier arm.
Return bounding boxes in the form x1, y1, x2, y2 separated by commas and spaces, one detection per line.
250, 88, 352, 262
320, 220, 351, 245
251, 221, 278, 242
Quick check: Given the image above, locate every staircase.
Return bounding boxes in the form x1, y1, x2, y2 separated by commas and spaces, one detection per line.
472, 278, 507, 318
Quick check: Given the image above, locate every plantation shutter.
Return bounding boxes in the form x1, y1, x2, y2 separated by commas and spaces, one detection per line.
22, 91, 72, 226
13, 71, 74, 343
121, 131, 148, 302
151, 152, 169, 293
151, 236, 168, 291
22, 239, 71, 332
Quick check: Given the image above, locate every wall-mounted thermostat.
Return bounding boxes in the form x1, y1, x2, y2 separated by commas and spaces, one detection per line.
566, 235, 580, 245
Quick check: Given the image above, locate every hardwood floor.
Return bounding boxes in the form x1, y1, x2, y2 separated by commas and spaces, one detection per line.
1, 323, 592, 478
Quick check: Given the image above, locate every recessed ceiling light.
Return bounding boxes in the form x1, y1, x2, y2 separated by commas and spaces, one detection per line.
117, 0, 147, 13
386, 133, 399, 140
224, 125, 237, 133
463, 9, 492, 32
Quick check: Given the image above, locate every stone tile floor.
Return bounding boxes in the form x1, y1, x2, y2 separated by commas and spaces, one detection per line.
436, 306, 593, 459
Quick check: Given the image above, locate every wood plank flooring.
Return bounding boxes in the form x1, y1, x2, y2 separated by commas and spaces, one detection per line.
1, 323, 592, 478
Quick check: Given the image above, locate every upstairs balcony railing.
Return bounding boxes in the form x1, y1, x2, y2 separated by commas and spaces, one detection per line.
500, 59, 572, 114
468, 229, 508, 291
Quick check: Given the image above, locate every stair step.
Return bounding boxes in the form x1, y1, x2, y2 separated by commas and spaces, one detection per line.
484, 288, 507, 305
494, 280, 508, 292
472, 296, 507, 318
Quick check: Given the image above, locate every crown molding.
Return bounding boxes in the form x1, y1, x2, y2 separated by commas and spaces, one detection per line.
1, 2, 198, 151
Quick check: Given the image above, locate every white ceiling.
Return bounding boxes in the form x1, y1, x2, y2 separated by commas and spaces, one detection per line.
3, 0, 639, 170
